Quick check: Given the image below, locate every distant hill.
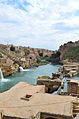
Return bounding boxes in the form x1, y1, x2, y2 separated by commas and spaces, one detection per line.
48, 40, 79, 64
0, 44, 53, 59
59, 40, 79, 62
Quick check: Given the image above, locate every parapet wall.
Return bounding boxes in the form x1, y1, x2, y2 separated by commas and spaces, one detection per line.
3, 115, 28, 119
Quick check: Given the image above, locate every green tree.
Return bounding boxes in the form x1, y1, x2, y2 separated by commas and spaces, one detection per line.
36, 57, 41, 64
10, 45, 15, 51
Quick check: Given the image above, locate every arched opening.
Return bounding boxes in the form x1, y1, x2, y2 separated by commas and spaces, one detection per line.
44, 55, 48, 57
39, 53, 43, 57
48, 88, 51, 93
45, 117, 57, 119
29, 57, 32, 59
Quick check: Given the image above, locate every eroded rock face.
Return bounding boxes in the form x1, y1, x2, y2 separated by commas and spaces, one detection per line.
0, 58, 17, 77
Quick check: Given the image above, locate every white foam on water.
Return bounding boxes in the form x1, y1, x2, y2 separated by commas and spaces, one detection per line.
0, 78, 10, 83
19, 66, 30, 71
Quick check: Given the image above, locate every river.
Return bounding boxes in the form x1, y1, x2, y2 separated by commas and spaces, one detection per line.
0, 64, 61, 92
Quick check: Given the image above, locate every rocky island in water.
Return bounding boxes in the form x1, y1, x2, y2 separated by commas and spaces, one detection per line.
0, 41, 79, 119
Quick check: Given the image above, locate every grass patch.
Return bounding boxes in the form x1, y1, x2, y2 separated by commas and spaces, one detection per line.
38, 76, 50, 79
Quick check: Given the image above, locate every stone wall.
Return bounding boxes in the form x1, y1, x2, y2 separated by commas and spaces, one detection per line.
77, 86, 79, 94
1, 112, 73, 119
37, 79, 61, 93
59, 62, 79, 78
67, 82, 78, 94
40, 112, 73, 119
67, 81, 79, 95
3, 115, 27, 119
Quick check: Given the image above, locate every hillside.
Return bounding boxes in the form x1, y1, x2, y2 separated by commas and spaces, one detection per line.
59, 40, 79, 62
0, 44, 53, 77
63, 46, 79, 60
48, 40, 79, 64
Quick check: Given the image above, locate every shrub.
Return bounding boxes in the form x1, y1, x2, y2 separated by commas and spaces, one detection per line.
38, 76, 50, 79
10, 45, 15, 51
36, 57, 41, 64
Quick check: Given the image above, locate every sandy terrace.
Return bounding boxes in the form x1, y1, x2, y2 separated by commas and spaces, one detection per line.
0, 82, 75, 118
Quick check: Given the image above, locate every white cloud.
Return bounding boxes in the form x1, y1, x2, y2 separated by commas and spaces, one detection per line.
0, 0, 79, 50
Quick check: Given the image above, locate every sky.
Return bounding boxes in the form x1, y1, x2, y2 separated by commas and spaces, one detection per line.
0, 0, 79, 50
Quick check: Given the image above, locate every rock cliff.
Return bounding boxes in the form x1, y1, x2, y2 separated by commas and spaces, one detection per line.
0, 44, 53, 77
48, 40, 79, 64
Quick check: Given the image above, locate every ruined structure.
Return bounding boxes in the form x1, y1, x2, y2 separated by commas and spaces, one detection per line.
0, 82, 76, 119
59, 62, 79, 78
37, 77, 61, 93
67, 80, 79, 96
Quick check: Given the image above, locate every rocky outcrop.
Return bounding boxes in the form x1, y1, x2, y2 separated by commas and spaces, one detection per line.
0, 58, 17, 77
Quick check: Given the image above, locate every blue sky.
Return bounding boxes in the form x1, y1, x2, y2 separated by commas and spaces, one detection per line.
0, 0, 79, 50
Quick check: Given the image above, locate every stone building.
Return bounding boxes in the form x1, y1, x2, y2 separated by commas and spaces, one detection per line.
67, 80, 79, 95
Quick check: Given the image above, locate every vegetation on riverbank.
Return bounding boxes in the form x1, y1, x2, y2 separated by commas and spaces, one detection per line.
38, 76, 50, 79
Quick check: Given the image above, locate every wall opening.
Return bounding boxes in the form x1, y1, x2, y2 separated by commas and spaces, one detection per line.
45, 117, 57, 119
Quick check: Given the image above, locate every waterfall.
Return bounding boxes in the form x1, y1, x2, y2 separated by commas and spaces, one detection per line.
0, 68, 9, 82
0, 68, 4, 79
19, 66, 24, 71
19, 66, 29, 71
63, 78, 68, 92
53, 86, 61, 95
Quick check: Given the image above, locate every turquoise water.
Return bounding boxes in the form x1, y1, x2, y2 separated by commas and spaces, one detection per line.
0, 64, 61, 92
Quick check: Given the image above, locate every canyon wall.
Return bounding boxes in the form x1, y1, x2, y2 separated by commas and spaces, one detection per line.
0, 44, 53, 77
